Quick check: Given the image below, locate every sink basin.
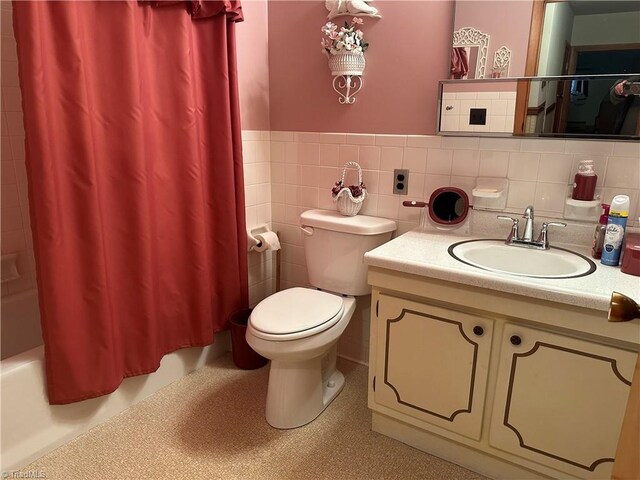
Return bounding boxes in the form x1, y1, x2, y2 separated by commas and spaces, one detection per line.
448, 239, 596, 279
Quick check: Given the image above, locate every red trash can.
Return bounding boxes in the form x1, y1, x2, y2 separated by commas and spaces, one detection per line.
229, 308, 268, 370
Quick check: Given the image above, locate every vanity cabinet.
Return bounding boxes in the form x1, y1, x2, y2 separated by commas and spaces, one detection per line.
490, 324, 635, 478
374, 293, 493, 440
367, 267, 639, 480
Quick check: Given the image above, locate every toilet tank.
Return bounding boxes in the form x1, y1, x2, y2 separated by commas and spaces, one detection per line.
300, 209, 396, 296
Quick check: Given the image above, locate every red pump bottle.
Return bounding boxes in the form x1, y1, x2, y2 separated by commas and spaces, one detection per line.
572, 160, 597, 201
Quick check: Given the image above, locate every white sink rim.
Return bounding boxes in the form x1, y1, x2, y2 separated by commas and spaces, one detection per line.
448, 239, 597, 279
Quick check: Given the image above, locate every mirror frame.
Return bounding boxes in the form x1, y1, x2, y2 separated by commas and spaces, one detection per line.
428, 187, 470, 225
452, 27, 491, 79
513, 0, 547, 133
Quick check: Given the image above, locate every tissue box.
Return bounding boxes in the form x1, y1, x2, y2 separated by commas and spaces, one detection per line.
621, 233, 640, 276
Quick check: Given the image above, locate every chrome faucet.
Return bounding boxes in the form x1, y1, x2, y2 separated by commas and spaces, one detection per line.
497, 206, 567, 250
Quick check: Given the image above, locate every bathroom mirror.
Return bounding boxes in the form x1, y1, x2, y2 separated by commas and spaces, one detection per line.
428, 187, 470, 225
438, 74, 640, 139
450, 1, 533, 80
447, 0, 640, 139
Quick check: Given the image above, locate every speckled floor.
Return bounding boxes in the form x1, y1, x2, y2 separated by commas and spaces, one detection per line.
20, 355, 487, 479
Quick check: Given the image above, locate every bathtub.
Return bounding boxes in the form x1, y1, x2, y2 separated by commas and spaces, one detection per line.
0, 293, 231, 471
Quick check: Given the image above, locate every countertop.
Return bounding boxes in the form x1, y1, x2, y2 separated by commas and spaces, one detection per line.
364, 229, 639, 312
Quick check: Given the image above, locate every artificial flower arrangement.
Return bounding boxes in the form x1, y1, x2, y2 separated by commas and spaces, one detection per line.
331, 180, 366, 198
321, 17, 369, 57
331, 161, 367, 216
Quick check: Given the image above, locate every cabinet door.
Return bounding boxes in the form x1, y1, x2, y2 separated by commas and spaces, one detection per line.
373, 293, 493, 440
490, 323, 637, 479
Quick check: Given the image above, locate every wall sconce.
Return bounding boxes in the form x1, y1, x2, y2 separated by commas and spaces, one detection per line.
328, 53, 365, 104
491, 46, 512, 78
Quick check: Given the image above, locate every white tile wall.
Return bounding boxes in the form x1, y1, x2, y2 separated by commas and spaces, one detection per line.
1, 3, 35, 297
241, 130, 275, 307
270, 131, 640, 293
441, 91, 517, 133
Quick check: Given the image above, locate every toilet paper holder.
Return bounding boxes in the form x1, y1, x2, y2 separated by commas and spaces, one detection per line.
247, 224, 272, 252
247, 224, 282, 292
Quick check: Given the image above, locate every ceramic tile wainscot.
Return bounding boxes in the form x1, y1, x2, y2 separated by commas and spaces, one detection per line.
364, 228, 640, 480
270, 131, 639, 294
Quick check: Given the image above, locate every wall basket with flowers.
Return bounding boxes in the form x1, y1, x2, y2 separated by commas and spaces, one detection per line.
321, 18, 369, 104
332, 161, 367, 216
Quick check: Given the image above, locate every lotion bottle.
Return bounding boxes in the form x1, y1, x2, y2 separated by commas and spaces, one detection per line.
601, 195, 630, 266
572, 160, 597, 201
592, 203, 610, 259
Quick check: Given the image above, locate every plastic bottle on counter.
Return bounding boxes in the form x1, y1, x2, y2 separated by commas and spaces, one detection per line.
571, 160, 597, 201
601, 195, 630, 266
620, 218, 640, 277
591, 203, 610, 259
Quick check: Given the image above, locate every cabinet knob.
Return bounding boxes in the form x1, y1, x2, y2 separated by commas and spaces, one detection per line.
473, 326, 484, 336
510, 335, 522, 346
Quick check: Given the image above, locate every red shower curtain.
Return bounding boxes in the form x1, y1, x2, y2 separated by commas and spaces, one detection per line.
451, 47, 469, 79
13, 0, 248, 404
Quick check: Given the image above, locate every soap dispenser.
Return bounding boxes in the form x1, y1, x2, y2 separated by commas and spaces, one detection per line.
592, 203, 610, 259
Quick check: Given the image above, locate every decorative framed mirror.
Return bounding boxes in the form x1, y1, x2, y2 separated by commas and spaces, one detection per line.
451, 27, 490, 80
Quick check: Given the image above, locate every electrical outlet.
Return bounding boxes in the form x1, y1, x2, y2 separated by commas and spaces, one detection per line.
393, 169, 409, 195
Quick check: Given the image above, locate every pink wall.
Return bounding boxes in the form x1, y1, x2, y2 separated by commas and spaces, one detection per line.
454, 1, 533, 77
235, 1, 532, 134
235, 0, 270, 131
267, 1, 454, 135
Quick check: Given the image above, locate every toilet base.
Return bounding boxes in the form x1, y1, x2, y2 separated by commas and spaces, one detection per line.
265, 347, 345, 429
322, 369, 345, 409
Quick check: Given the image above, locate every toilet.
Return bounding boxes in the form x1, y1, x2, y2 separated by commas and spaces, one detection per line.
246, 209, 396, 429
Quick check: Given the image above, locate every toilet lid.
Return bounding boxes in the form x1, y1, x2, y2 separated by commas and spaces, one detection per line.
250, 287, 344, 336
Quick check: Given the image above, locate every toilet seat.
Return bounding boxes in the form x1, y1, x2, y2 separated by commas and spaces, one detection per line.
249, 287, 345, 341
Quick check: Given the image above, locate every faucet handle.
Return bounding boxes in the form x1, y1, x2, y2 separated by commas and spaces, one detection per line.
497, 215, 520, 242
544, 221, 567, 229
537, 221, 567, 248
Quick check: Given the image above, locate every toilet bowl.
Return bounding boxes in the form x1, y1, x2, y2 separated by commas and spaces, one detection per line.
246, 288, 357, 428
246, 209, 396, 429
